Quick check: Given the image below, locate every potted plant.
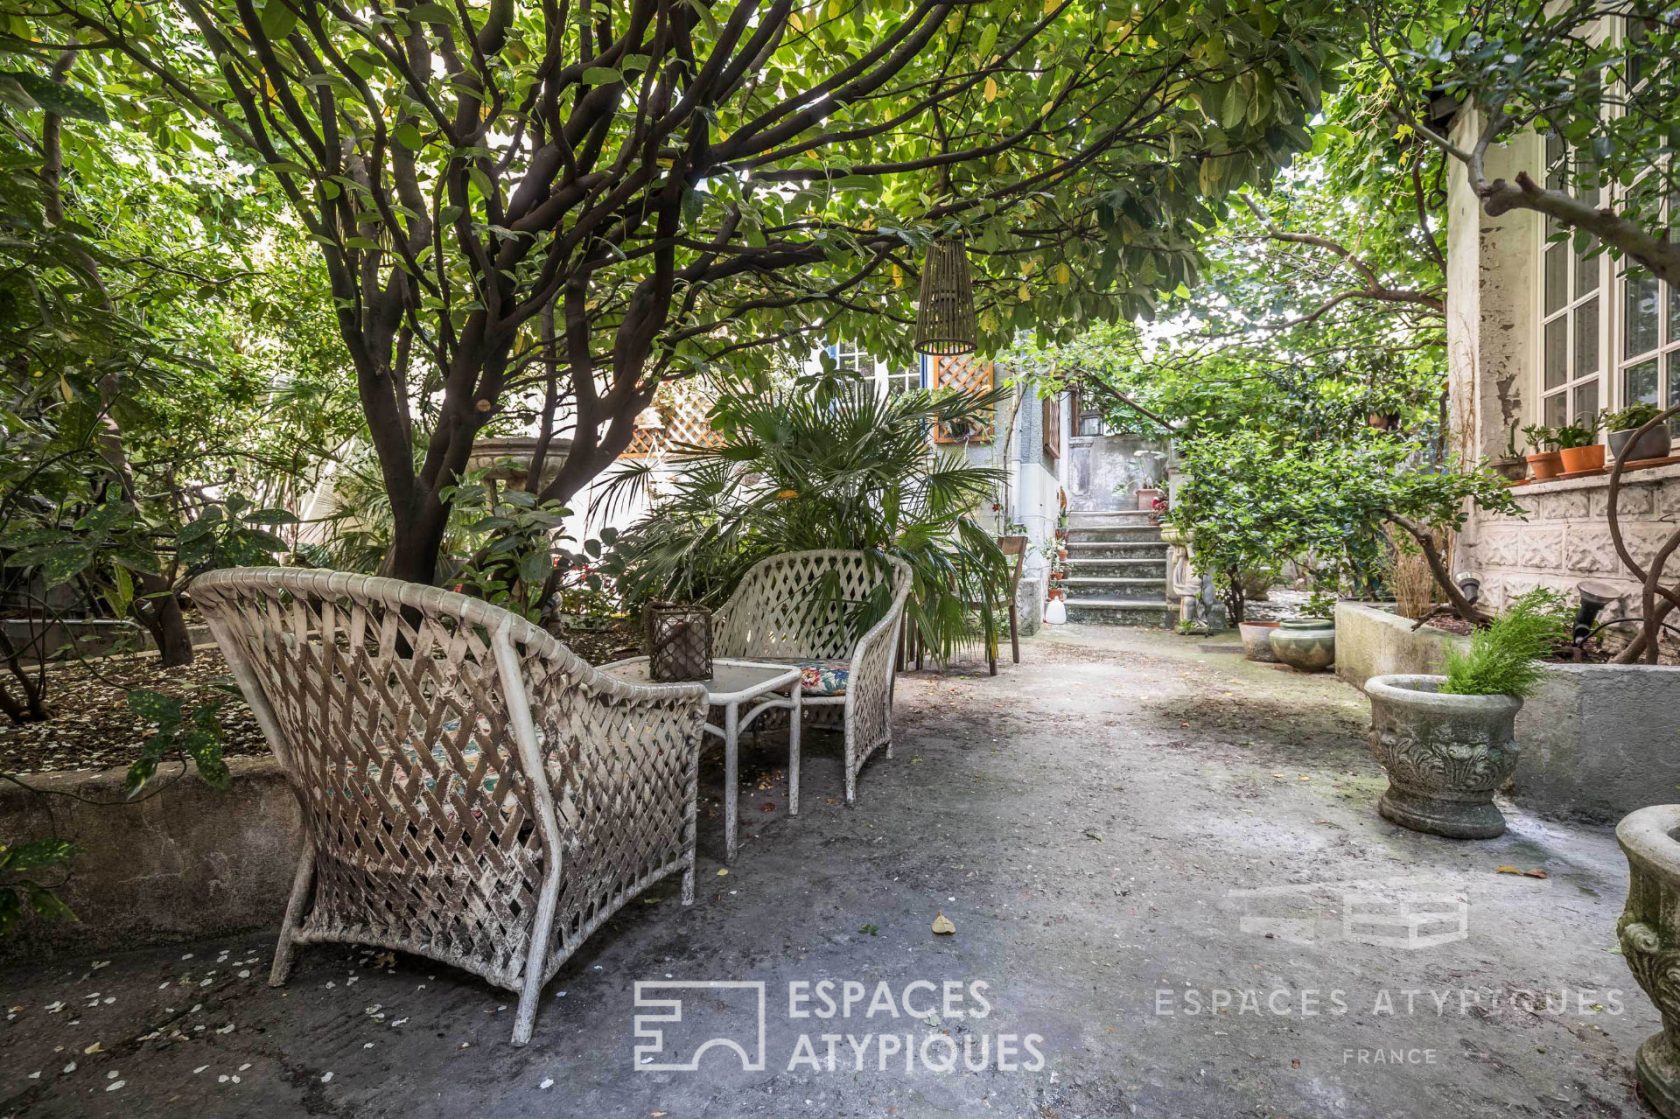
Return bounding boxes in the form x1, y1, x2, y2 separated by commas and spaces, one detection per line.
1605, 403, 1673, 464
1522, 424, 1562, 480
1616, 804, 1680, 1117
1490, 424, 1527, 482
1555, 413, 1605, 473
1268, 589, 1337, 672
1365, 589, 1566, 838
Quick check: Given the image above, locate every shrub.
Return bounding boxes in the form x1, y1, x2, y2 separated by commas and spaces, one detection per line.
1440, 590, 1570, 697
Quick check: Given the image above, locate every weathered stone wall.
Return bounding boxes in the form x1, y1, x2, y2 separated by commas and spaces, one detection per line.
0, 757, 302, 959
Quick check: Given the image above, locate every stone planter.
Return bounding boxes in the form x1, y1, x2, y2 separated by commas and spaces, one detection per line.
1617, 805, 1680, 1119
1135, 487, 1163, 511
1268, 619, 1335, 672
1238, 620, 1279, 662
1491, 456, 1528, 482
1365, 674, 1522, 839
1609, 426, 1673, 463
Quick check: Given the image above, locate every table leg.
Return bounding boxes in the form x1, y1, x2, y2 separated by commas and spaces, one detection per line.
788, 683, 802, 817
724, 701, 739, 864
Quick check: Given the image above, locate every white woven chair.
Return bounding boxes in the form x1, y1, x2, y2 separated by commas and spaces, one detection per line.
712, 550, 912, 804
192, 568, 708, 1047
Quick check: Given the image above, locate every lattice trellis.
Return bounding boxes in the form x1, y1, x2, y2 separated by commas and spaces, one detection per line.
930, 356, 995, 444
192, 567, 708, 1047
712, 550, 911, 804
620, 381, 725, 460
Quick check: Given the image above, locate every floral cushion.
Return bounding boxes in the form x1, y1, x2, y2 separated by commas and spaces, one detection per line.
794, 660, 850, 697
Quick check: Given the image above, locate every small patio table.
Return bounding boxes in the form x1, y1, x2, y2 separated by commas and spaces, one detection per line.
599, 656, 802, 863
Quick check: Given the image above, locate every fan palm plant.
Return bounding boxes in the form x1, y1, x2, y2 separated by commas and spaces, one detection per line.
605, 370, 1010, 662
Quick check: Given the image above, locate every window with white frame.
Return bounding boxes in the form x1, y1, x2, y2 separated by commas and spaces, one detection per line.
885, 365, 920, 396
1538, 132, 1604, 428
831, 341, 870, 377
1616, 14, 1678, 432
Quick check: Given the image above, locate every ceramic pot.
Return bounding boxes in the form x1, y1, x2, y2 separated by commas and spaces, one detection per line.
1617, 805, 1680, 1118
1135, 487, 1163, 511
1558, 444, 1606, 473
1491, 456, 1528, 482
1609, 426, 1673, 463
1238, 620, 1280, 662
1268, 619, 1335, 672
1365, 674, 1521, 839
1526, 451, 1562, 481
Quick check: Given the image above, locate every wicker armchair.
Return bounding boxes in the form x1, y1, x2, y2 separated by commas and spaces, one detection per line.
193, 568, 708, 1047
712, 550, 912, 804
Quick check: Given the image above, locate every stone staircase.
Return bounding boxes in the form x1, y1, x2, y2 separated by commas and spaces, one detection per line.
1062, 509, 1172, 626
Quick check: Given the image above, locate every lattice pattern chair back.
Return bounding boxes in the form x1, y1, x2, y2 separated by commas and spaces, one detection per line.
192, 567, 707, 1046
712, 550, 911, 803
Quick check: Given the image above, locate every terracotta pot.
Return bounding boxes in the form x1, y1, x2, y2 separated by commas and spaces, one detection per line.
1558, 444, 1605, 473
1238, 620, 1279, 662
1609, 426, 1673, 463
1268, 619, 1335, 672
1135, 487, 1163, 512
1617, 805, 1680, 1118
1366, 674, 1521, 839
1047, 586, 1065, 601
1525, 451, 1562, 480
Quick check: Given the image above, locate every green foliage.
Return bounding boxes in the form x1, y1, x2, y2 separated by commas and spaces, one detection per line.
1441, 590, 1571, 697
1168, 429, 1520, 621
1553, 414, 1601, 449
445, 486, 574, 623
0, 838, 77, 937
608, 371, 1007, 661
1606, 403, 1666, 432
1522, 424, 1559, 453
125, 688, 233, 793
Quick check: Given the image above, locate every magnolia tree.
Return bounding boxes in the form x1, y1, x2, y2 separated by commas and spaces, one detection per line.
1373, 0, 1678, 287
28, 0, 1355, 584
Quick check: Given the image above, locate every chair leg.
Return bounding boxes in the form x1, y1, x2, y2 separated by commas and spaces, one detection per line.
1009, 604, 1020, 663
788, 691, 802, 816
269, 842, 315, 988
511, 864, 564, 1047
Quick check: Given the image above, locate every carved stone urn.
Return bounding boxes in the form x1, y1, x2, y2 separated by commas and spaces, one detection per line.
1617, 804, 1680, 1118
1365, 674, 1522, 839
1268, 618, 1335, 672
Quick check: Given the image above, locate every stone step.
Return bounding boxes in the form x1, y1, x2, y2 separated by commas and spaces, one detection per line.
1063, 576, 1167, 594
1064, 540, 1169, 559
1063, 598, 1173, 627
1067, 508, 1157, 522
1065, 557, 1168, 579
1065, 527, 1164, 543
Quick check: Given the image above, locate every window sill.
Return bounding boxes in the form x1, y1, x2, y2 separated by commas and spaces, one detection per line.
1509, 457, 1680, 494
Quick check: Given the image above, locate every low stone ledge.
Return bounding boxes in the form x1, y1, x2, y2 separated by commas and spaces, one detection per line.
1335, 601, 1680, 824
0, 755, 301, 960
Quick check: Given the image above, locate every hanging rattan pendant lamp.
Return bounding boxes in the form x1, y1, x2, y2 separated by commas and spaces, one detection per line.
913, 237, 978, 355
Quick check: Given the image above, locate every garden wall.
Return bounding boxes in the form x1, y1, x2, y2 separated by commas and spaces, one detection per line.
1336, 602, 1680, 824
0, 757, 302, 960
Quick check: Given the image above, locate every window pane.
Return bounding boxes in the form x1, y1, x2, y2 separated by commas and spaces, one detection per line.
1544, 244, 1568, 314
1575, 296, 1599, 375
1626, 269, 1660, 357
1626, 358, 1660, 404
1670, 353, 1680, 435
1545, 132, 1564, 172
1669, 281, 1679, 346
1572, 379, 1598, 422
1545, 317, 1568, 388
1544, 392, 1567, 427
1573, 238, 1598, 295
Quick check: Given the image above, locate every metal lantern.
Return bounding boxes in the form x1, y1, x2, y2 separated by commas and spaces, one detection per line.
644, 601, 713, 682
914, 238, 978, 356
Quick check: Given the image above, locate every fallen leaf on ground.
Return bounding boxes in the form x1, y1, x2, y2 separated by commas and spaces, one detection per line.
931, 912, 956, 935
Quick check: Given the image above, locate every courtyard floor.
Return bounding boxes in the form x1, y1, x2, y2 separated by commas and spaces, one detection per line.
0, 624, 1652, 1118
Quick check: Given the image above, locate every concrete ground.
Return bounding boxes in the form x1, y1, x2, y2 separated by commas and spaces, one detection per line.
0, 625, 1654, 1118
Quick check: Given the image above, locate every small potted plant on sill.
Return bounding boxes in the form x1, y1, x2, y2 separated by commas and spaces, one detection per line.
1490, 424, 1527, 483
1521, 424, 1562, 480
1555, 412, 1605, 474
1605, 403, 1673, 464
1365, 589, 1567, 839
